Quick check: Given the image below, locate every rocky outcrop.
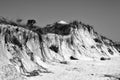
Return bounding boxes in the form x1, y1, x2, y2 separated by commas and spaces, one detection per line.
0, 18, 119, 77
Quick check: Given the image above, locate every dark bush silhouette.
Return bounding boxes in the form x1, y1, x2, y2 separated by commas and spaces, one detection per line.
27, 19, 36, 26
26, 19, 36, 30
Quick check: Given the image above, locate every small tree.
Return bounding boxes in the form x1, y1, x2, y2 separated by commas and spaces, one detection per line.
27, 19, 36, 26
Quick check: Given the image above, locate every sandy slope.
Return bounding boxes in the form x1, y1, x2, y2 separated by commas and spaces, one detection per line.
22, 57, 120, 80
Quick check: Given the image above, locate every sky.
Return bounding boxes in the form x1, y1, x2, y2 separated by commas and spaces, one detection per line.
0, 0, 120, 41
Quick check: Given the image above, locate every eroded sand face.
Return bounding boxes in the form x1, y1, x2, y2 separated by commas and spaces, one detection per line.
0, 20, 120, 80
